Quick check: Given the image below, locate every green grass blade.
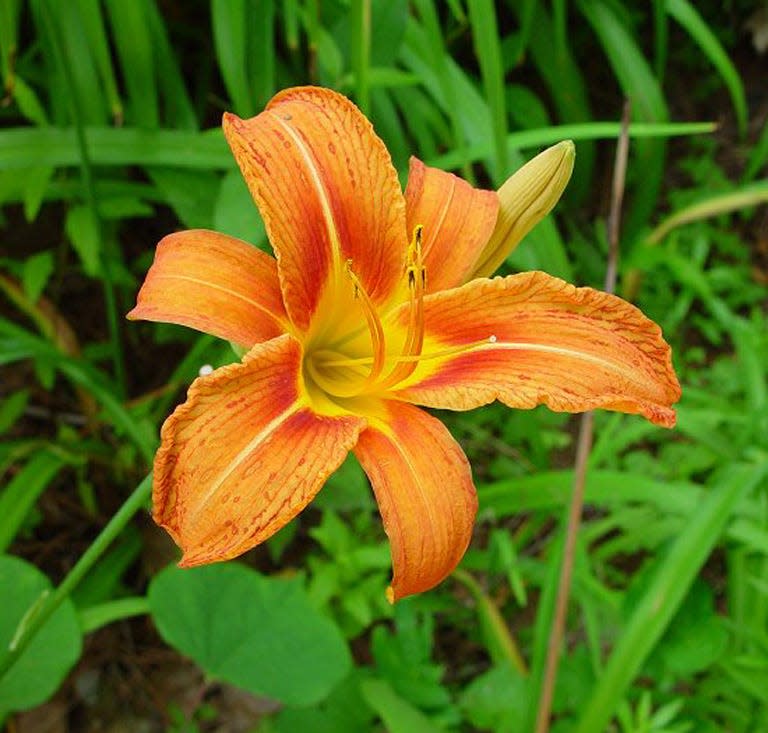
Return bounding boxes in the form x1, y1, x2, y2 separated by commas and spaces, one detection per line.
211, 0, 253, 116
522, 2, 594, 204
350, 0, 372, 115
429, 120, 715, 169
0, 126, 231, 169
73, 0, 122, 123
0, 0, 22, 92
467, 0, 507, 182
666, 0, 748, 138
39, 0, 107, 124
743, 115, 768, 182
578, 0, 668, 240
0, 319, 155, 463
0, 450, 66, 553
408, 0, 472, 181
652, 0, 668, 80
145, 0, 197, 129
251, 0, 275, 109
573, 462, 768, 733
103, 0, 158, 127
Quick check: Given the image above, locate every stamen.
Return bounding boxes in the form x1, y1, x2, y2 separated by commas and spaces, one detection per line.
344, 259, 386, 384
375, 225, 427, 391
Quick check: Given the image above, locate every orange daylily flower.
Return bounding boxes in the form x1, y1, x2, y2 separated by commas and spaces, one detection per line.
129, 87, 680, 601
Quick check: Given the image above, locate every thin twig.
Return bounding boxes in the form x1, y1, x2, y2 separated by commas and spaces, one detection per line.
534, 100, 631, 733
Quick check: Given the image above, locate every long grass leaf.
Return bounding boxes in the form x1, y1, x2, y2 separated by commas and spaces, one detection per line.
103, 0, 159, 127
145, 0, 197, 129
251, 0, 276, 109
73, 0, 122, 123
430, 120, 715, 169
578, 0, 669, 239
350, 0, 372, 115
0, 451, 66, 552
0, 127, 231, 169
211, 0, 253, 116
666, 0, 748, 137
573, 463, 768, 733
0, 0, 22, 92
467, 0, 507, 181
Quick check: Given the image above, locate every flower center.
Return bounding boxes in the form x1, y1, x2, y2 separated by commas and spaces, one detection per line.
304, 225, 491, 402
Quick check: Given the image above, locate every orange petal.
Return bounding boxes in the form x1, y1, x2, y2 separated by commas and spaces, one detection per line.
404, 157, 499, 292
223, 86, 408, 334
153, 335, 366, 566
394, 272, 681, 427
354, 401, 477, 602
127, 229, 288, 348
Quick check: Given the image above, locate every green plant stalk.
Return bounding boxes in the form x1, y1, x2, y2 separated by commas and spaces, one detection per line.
350, 0, 371, 115
453, 568, 527, 675
41, 0, 126, 398
574, 462, 768, 733
0, 473, 152, 680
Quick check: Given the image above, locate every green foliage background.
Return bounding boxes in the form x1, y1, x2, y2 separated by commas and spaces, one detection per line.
1, 1, 767, 731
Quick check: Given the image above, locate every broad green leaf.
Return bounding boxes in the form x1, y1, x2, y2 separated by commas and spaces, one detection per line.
148, 563, 351, 706
0, 555, 82, 716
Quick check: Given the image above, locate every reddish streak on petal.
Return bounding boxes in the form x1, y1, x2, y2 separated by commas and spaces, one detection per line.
127, 229, 287, 348
395, 272, 681, 428
405, 157, 499, 292
153, 335, 366, 566
223, 87, 407, 333
354, 401, 477, 601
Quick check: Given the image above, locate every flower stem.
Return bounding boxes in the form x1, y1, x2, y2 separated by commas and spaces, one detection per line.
0, 473, 152, 680
534, 100, 631, 733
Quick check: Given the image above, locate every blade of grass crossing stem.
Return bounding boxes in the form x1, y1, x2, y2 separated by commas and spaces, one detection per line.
579, 0, 668, 242
665, 0, 747, 137
41, 0, 126, 398
467, 0, 507, 182
146, 0, 197, 130
73, 0, 122, 123
103, 0, 159, 127
574, 462, 768, 733
350, 0, 371, 115
251, 0, 275, 109
0, 451, 66, 553
409, 0, 472, 181
211, 0, 253, 116
0, 0, 22, 92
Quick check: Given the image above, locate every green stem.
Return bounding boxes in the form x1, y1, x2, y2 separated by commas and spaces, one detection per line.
0, 473, 152, 680
453, 568, 528, 675
41, 0, 126, 398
